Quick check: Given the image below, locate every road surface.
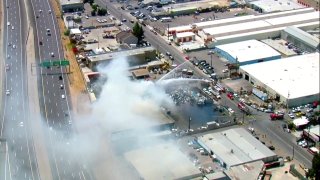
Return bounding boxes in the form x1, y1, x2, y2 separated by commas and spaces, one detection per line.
1, 0, 40, 179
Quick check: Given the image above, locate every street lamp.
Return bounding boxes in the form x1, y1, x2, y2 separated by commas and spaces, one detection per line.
188, 117, 191, 130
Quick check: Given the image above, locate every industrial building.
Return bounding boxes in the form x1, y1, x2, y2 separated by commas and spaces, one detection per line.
60, 0, 84, 12
198, 128, 277, 169
281, 26, 320, 52
173, 32, 195, 43
201, 11, 319, 47
125, 143, 202, 180
249, 0, 304, 13
167, 8, 315, 35
240, 53, 320, 107
214, 40, 281, 65
85, 46, 157, 69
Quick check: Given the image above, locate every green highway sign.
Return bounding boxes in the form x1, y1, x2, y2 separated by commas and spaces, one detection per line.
40, 59, 70, 67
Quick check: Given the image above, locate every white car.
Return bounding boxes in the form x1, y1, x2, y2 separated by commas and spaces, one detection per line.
228, 108, 235, 115
48, 10, 52, 14
6, 90, 10, 95
12, 44, 16, 49
61, 94, 65, 99
222, 69, 229, 73
288, 113, 295, 119
5, 64, 10, 70
11, 26, 14, 30
7, 22, 10, 26
50, 52, 54, 57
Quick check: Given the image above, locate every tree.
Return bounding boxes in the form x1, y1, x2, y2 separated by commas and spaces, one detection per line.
91, 4, 99, 11
306, 153, 320, 179
287, 122, 296, 130
64, 29, 70, 36
97, 8, 108, 16
132, 22, 144, 44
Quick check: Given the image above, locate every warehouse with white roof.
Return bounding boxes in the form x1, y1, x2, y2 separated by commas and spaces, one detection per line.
214, 40, 281, 65
249, 0, 304, 13
240, 53, 319, 107
198, 128, 277, 169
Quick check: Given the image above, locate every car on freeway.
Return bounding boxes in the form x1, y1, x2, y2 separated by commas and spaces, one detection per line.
166, 51, 171, 56
39, 41, 43, 45
60, 84, 64, 89
50, 52, 54, 57
7, 22, 10, 26
61, 94, 65, 99
48, 10, 52, 14
169, 55, 174, 60
5, 64, 10, 71
39, 9, 42, 13
185, 56, 190, 60
6, 90, 10, 95
11, 26, 14, 30
12, 44, 16, 49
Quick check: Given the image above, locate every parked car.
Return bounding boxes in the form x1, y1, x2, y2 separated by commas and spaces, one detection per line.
270, 113, 284, 120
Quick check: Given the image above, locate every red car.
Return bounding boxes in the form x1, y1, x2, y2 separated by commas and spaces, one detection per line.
227, 93, 234, 100
270, 113, 284, 120
184, 56, 190, 60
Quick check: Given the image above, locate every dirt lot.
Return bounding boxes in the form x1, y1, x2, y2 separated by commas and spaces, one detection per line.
50, 0, 90, 115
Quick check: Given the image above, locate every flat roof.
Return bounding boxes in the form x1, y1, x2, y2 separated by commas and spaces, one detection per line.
169, 8, 315, 32
293, 117, 309, 126
214, 21, 319, 44
265, 11, 320, 26
284, 26, 320, 48
307, 125, 320, 136
240, 53, 320, 99
250, 0, 304, 13
201, 10, 319, 37
131, 68, 149, 77
176, 32, 195, 38
215, 40, 281, 63
199, 128, 276, 167
224, 160, 264, 180
125, 142, 202, 180
70, 28, 81, 34
87, 46, 155, 62
203, 20, 270, 37
60, 0, 82, 5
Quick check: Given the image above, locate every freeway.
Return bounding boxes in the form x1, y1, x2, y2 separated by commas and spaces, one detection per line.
94, 0, 313, 169
1, 0, 40, 179
28, 0, 92, 179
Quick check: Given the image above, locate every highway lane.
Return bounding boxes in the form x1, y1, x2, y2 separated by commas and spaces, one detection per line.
1, 0, 40, 179
28, 0, 92, 179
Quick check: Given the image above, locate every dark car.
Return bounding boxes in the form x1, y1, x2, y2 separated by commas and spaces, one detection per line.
191, 59, 199, 66
268, 146, 275, 150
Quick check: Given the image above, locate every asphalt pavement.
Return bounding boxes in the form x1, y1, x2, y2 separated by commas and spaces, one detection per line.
28, 0, 92, 179
1, 0, 40, 179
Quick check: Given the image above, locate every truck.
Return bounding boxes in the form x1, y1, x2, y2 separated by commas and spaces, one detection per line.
160, 17, 172, 22
270, 113, 284, 120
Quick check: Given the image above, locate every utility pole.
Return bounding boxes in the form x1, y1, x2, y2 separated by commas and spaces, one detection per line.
167, 23, 170, 40
188, 117, 191, 130
292, 145, 295, 159
210, 53, 213, 66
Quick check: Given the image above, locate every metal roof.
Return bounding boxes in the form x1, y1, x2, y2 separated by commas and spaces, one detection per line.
199, 128, 276, 168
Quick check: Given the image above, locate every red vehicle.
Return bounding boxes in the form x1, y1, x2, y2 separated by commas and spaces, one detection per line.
227, 93, 234, 100
238, 102, 251, 115
270, 113, 284, 120
184, 56, 190, 60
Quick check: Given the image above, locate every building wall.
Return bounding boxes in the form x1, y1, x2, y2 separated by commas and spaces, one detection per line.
61, 3, 84, 12
297, 0, 320, 10
281, 31, 319, 52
